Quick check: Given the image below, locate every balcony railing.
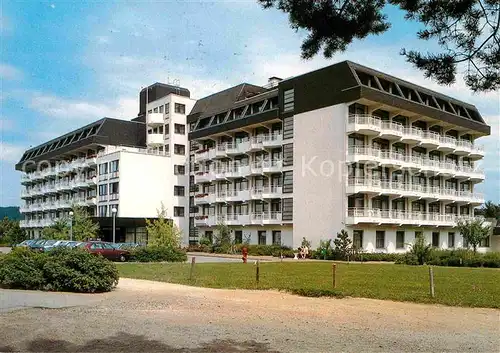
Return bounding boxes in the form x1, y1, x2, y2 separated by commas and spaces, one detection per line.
347, 177, 484, 203
347, 146, 484, 179
347, 114, 484, 156
346, 207, 479, 226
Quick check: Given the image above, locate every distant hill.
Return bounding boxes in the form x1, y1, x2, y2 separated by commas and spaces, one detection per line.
0, 207, 21, 220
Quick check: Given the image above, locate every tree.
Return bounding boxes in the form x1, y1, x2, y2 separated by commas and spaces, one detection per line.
213, 222, 233, 247
71, 206, 100, 241
258, 0, 500, 92
457, 218, 492, 253
477, 201, 500, 221
409, 233, 432, 265
301, 237, 312, 248
333, 229, 352, 260
41, 219, 69, 240
146, 205, 182, 248
0, 218, 26, 245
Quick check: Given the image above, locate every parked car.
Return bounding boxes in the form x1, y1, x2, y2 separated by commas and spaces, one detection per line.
28, 239, 49, 251
14, 239, 36, 248
78, 241, 130, 262
114, 242, 142, 250
63, 241, 81, 248
31, 239, 59, 252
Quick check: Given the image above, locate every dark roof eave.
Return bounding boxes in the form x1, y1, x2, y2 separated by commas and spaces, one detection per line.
360, 87, 490, 135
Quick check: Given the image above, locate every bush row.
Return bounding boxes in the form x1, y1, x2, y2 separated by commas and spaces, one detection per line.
129, 246, 187, 262
184, 244, 295, 257
396, 249, 500, 268
310, 250, 403, 262
0, 247, 118, 293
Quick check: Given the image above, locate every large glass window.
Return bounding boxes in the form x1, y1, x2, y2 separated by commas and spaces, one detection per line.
174, 124, 186, 135
99, 163, 108, 175
396, 231, 405, 249
174, 186, 185, 196
174, 206, 185, 217
98, 184, 108, 196
272, 230, 281, 245
174, 103, 186, 114
432, 232, 440, 247
174, 165, 185, 175
448, 232, 455, 248
258, 230, 267, 245
353, 230, 363, 249
375, 231, 385, 249
109, 182, 119, 194
174, 144, 185, 155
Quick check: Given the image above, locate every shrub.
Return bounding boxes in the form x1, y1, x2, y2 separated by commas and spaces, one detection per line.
399, 249, 500, 268
233, 244, 292, 256
185, 244, 212, 253
130, 246, 187, 262
0, 247, 118, 293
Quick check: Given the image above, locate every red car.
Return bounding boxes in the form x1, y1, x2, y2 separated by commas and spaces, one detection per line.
78, 241, 130, 262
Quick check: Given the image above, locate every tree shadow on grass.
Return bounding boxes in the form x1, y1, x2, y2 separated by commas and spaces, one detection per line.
0, 332, 281, 352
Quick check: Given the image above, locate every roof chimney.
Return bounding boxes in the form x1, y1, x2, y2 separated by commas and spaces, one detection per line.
267, 76, 282, 88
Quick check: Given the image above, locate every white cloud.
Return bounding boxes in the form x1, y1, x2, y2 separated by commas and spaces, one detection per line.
29, 93, 137, 121
0, 63, 22, 80
0, 142, 24, 162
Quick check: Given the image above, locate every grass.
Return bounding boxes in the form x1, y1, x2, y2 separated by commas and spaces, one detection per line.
118, 262, 500, 308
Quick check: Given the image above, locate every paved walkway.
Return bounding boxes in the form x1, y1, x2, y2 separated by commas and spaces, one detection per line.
1, 278, 498, 352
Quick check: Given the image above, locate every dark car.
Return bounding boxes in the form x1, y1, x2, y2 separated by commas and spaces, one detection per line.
29, 239, 51, 252
15, 239, 36, 248
78, 241, 130, 262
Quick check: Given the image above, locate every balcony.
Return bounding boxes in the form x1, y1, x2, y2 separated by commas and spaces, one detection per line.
194, 215, 217, 227
195, 171, 215, 184
194, 148, 216, 162
21, 174, 32, 185
19, 205, 31, 213
56, 163, 71, 174
86, 197, 97, 206
347, 147, 485, 180
251, 212, 283, 225
41, 167, 57, 178
250, 162, 263, 175
249, 136, 264, 152
226, 164, 251, 178
346, 207, 479, 227
262, 133, 282, 148
21, 189, 31, 199
84, 156, 97, 167
146, 133, 164, 146
194, 193, 216, 205
57, 200, 72, 209
262, 159, 282, 174
99, 195, 108, 202
109, 193, 119, 201
221, 189, 251, 202
347, 115, 484, 156
146, 113, 164, 126
346, 178, 484, 204
227, 140, 250, 155
222, 213, 251, 226
86, 177, 97, 186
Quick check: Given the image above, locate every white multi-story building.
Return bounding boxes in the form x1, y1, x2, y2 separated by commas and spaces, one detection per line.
188, 61, 497, 252
17, 83, 195, 244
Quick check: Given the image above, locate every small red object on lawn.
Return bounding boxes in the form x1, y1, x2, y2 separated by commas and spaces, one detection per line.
242, 247, 248, 263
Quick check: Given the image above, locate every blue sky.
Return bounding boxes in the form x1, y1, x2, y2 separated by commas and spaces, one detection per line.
0, 1, 499, 206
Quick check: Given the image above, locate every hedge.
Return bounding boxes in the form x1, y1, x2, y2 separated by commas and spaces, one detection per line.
184, 244, 295, 257
0, 247, 119, 293
129, 246, 187, 262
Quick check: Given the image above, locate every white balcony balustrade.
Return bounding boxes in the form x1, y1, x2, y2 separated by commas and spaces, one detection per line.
347, 114, 484, 156
146, 113, 164, 126
347, 147, 485, 180
262, 159, 282, 173
251, 212, 282, 225
194, 214, 216, 227
194, 192, 216, 204
347, 177, 484, 204
146, 133, 164, 146
262, 133, 282, 148
194, 148, 216, 162
346, 207, 479, 227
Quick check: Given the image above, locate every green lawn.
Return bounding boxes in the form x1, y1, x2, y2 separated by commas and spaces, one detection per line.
118, 262, 500, 308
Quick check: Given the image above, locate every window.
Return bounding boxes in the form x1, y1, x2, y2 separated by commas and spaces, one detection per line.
174, 165, 185, 175
165, 103, 170, 114
153, 107, 158, 113
98, 184, 108, 196
98, 205, 107, 217
99, 163, 108, 175
448, 232, 455, 248
110, 160, 119, 174
415, 231, 423, 240
283, 89, 294, 112
432, 232, 440, 247
480, 236, 490, 248
174, 103, 186, 114
109, 182, 119, 194
159, 105, 164, 113
174, 206, 185, 217
90, 243, 103, 250
174, 144, 185, 155
174, 124, 186, 135
174, 186, 185, 196
353, 230, 363, 249
234, 231, 242, 244
165, 124, 170, 135
375, 231, 385, 249
272, 231, 281, 245
396, 231, 405, 249
258, 230, 267, 245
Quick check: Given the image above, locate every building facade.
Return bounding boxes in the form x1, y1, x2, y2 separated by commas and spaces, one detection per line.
17, 84, 195, 244
188, 61, 496, 252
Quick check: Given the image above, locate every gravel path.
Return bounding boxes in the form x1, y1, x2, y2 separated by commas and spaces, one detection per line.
1, 278, 499, 352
